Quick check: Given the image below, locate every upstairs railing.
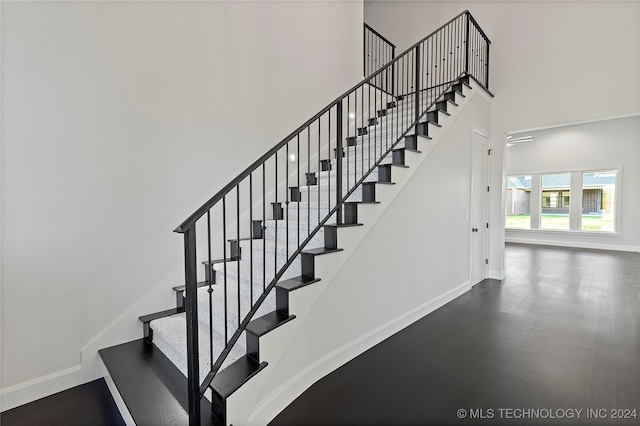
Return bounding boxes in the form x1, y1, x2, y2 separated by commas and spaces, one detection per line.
175, 11, 490, 424
364, 23, 396, 94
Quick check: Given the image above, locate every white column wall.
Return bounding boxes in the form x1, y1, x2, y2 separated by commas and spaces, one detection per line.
569, 171, 584, 231
1, 0, 363, 409
530, 175, 542, 230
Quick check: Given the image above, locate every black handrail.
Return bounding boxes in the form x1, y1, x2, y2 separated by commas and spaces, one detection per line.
174, 11, 490, 425
364, 23, 396, 50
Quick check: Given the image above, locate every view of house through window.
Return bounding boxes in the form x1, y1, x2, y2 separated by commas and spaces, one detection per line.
505, 170, 617, 233
581, 170, 616, 232
506, 175, 531, 229
541, 173, 570, 230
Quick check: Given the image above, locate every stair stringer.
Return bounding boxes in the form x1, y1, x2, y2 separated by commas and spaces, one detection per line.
224, 80, 493, 426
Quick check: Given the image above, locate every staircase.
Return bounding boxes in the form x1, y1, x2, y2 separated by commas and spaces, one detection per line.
100, 11, 491, 426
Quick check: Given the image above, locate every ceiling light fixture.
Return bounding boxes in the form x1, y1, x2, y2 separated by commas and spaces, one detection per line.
506, 135, 534, 146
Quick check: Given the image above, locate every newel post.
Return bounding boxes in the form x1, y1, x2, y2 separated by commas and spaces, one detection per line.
183, 225, 201, 425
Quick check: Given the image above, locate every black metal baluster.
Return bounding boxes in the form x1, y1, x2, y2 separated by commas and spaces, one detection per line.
460, 17, 464, 78
307, 127, 310, 237
328, 110, 331, 213
249, 175, 253, 307
400, 56, 404, 136
472, 25, 476, 80
415, 45, 420, 126
470, 25, 474, 79
448, 23, 452, 84
394, 60, 398, 140
297, 134, 300, 250
391, 47, 395, 97
274, 153, 277, 281
317, 118, 321, 225
438, 32, 445, 93
422, 41, 426, 114
207, 211, 213, 367
286, 142, 289, 259
222, 197, 227, 344
336, 100, 343, 224
236, 185, 240, 327
360, 85, 363, 188
347, 95, 351, 196
430, 35, 434, 93
455, 18, 460, 78
262, 164, 265, 292
377, 33, 381, 86
368, 80, 371, 173
405, 54, 409, 132
374, 74, 377, 166
350, 89, 356, 188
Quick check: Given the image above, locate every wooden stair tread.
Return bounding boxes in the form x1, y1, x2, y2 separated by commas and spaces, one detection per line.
276, 275, 321, 292
139, 308, 181, 324
172, 280, 212, 294
302, 247, 344, 256
99, 339, 213, 426
246, 311, 295, 337
211, 355, 267, 399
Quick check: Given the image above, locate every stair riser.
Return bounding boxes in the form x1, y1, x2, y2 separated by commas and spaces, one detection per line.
311, 169, 380, 186
149, 315, 247, 383
329, 155, 395, 171
263, 222, 326, 247
213, 254, 301, 284
195, 283, 278, 337
227, 234, 323, 270
278, 208, 338, 225
300, 187, 363, 204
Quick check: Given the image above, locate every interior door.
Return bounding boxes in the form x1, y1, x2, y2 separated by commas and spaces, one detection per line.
470, 131, 489, 286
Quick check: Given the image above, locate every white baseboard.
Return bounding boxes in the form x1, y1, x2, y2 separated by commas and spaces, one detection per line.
506, 237, 640, 253
0, 364, 85, 412
488, 269, 505, 280
247, 280, 472, 425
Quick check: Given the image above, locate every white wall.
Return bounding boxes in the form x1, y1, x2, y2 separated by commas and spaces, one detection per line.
364, 0, 640, 277
0, 0, 363, 409
505, 115, 640, 251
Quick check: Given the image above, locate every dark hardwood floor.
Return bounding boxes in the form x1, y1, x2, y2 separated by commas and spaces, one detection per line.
2, 244, 638, 425
0, 378, 124, 426
271, 243, 640, 425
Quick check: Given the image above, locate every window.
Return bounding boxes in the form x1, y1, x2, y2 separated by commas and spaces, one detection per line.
541, 173, 570, 230
581, 170, 616, 232
505, 175, 531, 229
505, 169, 618, 233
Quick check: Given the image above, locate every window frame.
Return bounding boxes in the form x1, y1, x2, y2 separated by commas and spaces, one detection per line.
505, 168, 621, 234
